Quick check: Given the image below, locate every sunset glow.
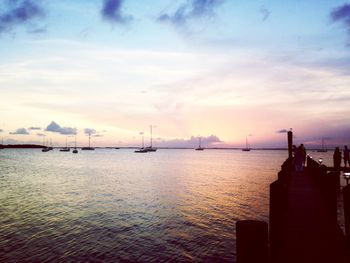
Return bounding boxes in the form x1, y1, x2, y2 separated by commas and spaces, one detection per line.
1, 0, 350, 147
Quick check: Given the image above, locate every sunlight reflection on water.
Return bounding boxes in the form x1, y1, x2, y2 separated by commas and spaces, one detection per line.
0, 149, 334, 262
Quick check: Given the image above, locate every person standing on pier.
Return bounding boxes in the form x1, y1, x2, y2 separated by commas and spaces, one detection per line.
292, 145, 297, 156
344, 145, 349, 167
295, 145, 304, 172
300, 144, 307, 167
333, 147, 342, 170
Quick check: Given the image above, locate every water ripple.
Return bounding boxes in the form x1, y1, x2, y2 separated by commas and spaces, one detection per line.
0, 149, 297, 262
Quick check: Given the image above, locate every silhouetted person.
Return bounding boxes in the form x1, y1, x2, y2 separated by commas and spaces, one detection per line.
295, 146, 304, 172
292, 145, 297, 157
300, 144, 307, 167
344, 145, 350, 167
333, 147, 342, 170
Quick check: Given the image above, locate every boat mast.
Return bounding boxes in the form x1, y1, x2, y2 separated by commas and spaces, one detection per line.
88, 133, 91, 148
199, 137, 201, 148
142, 134, 144, 148
150, 125, 153, 148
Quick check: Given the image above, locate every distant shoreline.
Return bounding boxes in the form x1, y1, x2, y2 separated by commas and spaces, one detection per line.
0, 144, 316, 151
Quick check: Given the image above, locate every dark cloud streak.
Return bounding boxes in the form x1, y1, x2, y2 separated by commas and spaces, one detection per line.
330, 4, 350, 35
260, 6, 270, 22
276, 129, 288, 134
101, 0, 132, 24
0, 0, 45, 34
158, 0, 225, 26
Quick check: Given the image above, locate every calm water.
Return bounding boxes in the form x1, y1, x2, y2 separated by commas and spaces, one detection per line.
0, 149, 335, 262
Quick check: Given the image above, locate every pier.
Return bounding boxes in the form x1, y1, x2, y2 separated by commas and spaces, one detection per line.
236, 131, 350, 263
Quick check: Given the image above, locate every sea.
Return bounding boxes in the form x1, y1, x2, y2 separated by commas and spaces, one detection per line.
0, 148, 338, 262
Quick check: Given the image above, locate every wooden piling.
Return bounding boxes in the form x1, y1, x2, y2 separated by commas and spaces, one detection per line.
236, 220, 268, 263
269, 179, 286, 261
287, 130, 293, 158
322, 172, 338, 223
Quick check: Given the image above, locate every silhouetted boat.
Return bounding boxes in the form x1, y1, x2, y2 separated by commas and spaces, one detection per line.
60, 148, 70, 152
60, 137, 70, 152
72, 136, 78, 154
135, 148, 148, 153
195, 137, 204, 151
82, 133, 95, 151
135, 132, 148, 153
145, 125, 157, 152
145, 146, 157, 152
316, 137, 327, 152
115, 147, 120, 149
82, 147, 94, 150
242, 137, 251, 151
42, 139, 53, 152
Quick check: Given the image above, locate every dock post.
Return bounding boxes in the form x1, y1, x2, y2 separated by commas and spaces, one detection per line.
269, 180, 286, 261
343, 185, 350, 240
236, 220, 268, 263
317, 171, 337, 223
287, 130, 293, 158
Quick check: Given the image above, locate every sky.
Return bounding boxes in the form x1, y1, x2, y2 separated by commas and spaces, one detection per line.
1, 0, 350, 148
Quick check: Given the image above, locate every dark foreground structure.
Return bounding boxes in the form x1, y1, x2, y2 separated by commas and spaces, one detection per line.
236, 131, 350, 263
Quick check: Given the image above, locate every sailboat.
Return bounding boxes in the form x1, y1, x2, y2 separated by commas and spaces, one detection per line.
195, 137, 204, 151
135, 132, 148, 153
42, 137, 52, 152
145, 124, 157, 152
82, 133, 95, 150
317, 137, 327, 152
60, 136, 70, 152
48, 139, 53, 151
72, 135, 78, 154
242, 137, 251, 151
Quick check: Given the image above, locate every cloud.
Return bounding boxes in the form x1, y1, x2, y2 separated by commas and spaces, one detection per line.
45, 121, 77, 135
158, 0, 224, 26
331, 4, 350, 37
276, 129, 289, 133
101, 0, 133, 24
10, 128, 30, 135
0, 129, 3, 132
93, 134, 104, 137
28, 126, 41, 130
28, 26, 46, 34
260, 6, 270, 22
84, 128, 96, 135
156, 134, 222, 148
0, 0, 45, 34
